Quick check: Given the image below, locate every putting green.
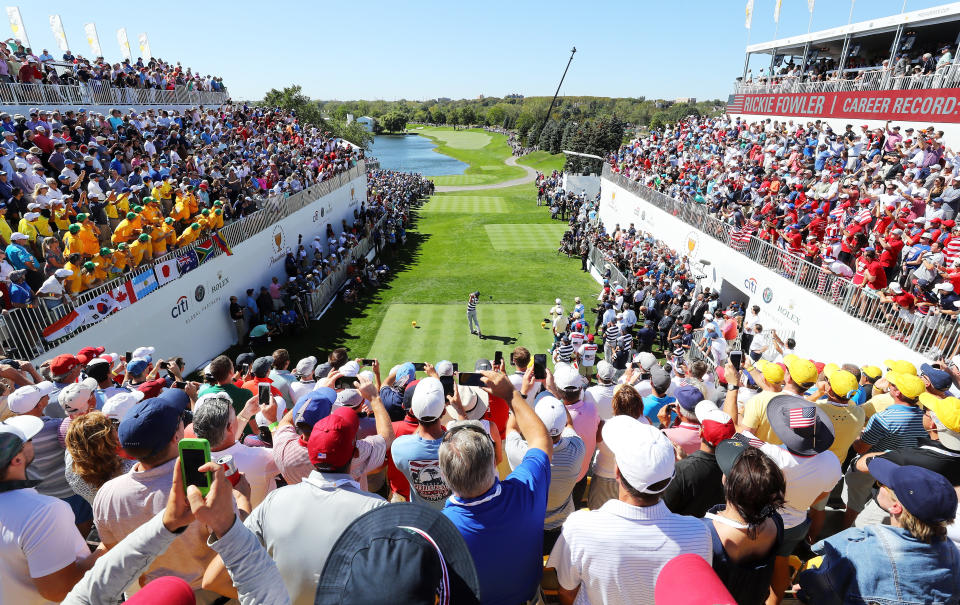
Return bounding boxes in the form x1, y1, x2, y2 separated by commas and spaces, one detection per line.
422, 130, 491, 150
484, 224, 569, 251
422, 196, 508, 214
366, 303, 557, 370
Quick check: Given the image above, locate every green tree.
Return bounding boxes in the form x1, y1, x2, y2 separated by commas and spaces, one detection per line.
380, 111, 408, 133
459, 106, 476, 126
486, 104, 506, 127
261, 85, 373, 148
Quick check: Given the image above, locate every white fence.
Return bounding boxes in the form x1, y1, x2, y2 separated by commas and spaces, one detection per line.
0, 80, 228, 107
735, 63, 960, 95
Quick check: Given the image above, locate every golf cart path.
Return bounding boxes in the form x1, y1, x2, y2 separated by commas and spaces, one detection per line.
434, 155, 538, 192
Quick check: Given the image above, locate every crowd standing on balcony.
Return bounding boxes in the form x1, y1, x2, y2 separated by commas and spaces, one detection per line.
0, 103, 363, 308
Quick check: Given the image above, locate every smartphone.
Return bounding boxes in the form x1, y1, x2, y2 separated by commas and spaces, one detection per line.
510, 352, 516, 366
413, 362, 426, 371
457, 372, 485, 387
494, 351, 503, 367
173, 381, 187, 389
240, 363, 249, 376
125, 351, 132, 362
178, 438, 212, 496
258, 383, 271, 405
361, 358, 376, 366
439, 375, 455, 398
335, 376, 356, 390
258, 426, 274, 447
533, 354, 547, 380
730, 351, 743, 372
158, 360, 169, 370
452, 362, 459, 372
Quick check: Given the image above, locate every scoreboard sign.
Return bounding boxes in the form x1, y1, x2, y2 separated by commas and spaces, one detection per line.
727, 88, 960, 123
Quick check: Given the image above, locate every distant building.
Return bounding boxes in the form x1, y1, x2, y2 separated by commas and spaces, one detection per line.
356, 116, 375, 132
505, 93, 524, 99
346, 113, 355, 125
675, 97, 697, 104
437, 97, 451, 103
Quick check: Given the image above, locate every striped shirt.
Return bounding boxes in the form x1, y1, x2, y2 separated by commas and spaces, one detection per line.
604, 324, 620, 345
861, 403, 928, 452
467, 296, 477, 312
617, 332, 632, 352
548, 499, 712, 605
505, 427, 585, 529
555, 343, 575, 363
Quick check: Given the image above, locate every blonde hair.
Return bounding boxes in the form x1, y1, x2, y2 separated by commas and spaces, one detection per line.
885, 486, 949, 543
65, 411, 124, 489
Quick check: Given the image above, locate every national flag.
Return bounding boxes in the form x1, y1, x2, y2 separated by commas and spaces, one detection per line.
42, 310, 83, 341
773, 0, 783, 23
194, 238, 215, 264
154, 258, 180, 286
176, 249, 199, 275
747, 437, 765, 448
789, 406, 817, 428
745, 0, 755, 29
132, 269, 158, 299
77, 294, 121, 326
212, 232, 233, 256
110, 279, 137, 308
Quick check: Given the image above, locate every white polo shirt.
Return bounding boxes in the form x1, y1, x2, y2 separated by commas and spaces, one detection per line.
548, 499, 712, 605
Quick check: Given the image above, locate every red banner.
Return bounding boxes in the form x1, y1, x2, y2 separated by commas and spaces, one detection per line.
727, 88, 960, 123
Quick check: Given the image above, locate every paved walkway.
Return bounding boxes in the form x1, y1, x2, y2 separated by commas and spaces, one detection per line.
435, 155, 538, 192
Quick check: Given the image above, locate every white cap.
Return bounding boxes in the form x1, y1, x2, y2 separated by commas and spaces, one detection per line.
535, 396, 567, 437
447, 384, 488, 421
435, 360, 454, 377
936, 282, 955, 292
54, 268, 74, 278
358, 370, 376, 385
10, 232, 28, 241
23, 212, 39, 221
601, 415, 676, 493
411, 377, 445, 421
596, 360, 616, 382
132, 346, 155, 360
294, 356, 317, 377
7, 381, 56, 414
58, 382, 94, 416
889, 282, 903, 293
635, 351, 658, 371
703, 313, 714, 321
694, 400, 720, 422
555, 298, 561, 304
0, 415, 43, 441
102, 390, 145, 420
340, 361, 360, 378
554, 364, 583, 390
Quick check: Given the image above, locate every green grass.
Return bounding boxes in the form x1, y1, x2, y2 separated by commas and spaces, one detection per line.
229, 182, 599, 369
484, 224, 569, 251
417, 126, 526, 186
517, 151, 566, 174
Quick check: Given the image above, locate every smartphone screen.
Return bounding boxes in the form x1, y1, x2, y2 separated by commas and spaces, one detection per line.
413, 362, 426, 371
335, 376, 356, 390
240, 363, 249, 375
361, 358, 376, 366
533, 354, 547, 380
173, 381, 187, 389
730, 351, 743, 372
457, 372, 485, 387
181, 448, 209, 488
439, 375, 455, 397
258, 383, 271, 405
452, 362, 459, 372
494, 351, 503, 366
125, 351, 132, 362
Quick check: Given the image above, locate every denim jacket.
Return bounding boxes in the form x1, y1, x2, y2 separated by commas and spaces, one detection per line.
798, 524, 960, 605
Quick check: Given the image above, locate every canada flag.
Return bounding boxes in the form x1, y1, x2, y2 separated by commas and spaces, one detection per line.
153, 258, 180, 286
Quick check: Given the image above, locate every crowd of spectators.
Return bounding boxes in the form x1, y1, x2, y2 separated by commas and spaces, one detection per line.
0, 38, 225, 92
0, 103, 363, 313
607, 115, 960, 350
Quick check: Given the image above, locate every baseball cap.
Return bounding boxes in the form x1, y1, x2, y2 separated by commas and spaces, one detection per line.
118, 396, 185, 454
601, 415, 675, 493
886, 372, 926, 399
884, 359, 917, 375
132, 346, 155, 361
861, 365, 883, 381
54, 268, 74, 278
767, 395, 835, 456
315, 503, 481, 605
7, 381, 56, 414
674, 385, 704, 411
654, 553, 735, 605
126, 358, 149, 376
695, 402, 735, 447
0, 416, 43, 468
474, 358, 493, 372
335, 389, 364, 409
49, 354, 81, 375
435, 361, 454, 377
340, 361, 360, 378
554, 364, 582, 390
918, 393, 960, 450
651, 367, 672, 394
535, 396, 567, 437
869, 459, 958, 524
635, 351, 658, 371
596, 360, 616, 382
251, 356, 273, 378
448, 385, 487, 421
307, 407, 360, 469
394, 363, 416, 388
783, 354, 817, 386
101, 390, 145, 420
295, 356, 317, 377
755, 360, 785, 385
920, 363, 953, 392
411, 377, 445, 422
293, 388, 337, 429
58, 382, 95, 415
824, 368, 858, 399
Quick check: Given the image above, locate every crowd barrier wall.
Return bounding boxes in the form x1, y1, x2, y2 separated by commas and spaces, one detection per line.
598, 176, 929, 369
36, 172, 367, 373
562, 174, 601, 199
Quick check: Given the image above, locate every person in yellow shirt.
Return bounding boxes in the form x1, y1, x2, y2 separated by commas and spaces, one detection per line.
51, 200, 71, 232
62, 254, 84, 295
184, 187, 198, 215
32, 212, 52, 239
80, 261, 101, 291
89, 249, 111, 281
197, 209, 211, 231
75, 214, 101, 257
736, 355, 818, 445
157, 217, 176, 254
128, 233, 151, 267
63, 223, 84, 258
153, 177, 173, 214
142, 197, 163, 225
104, 191, 120, 230
170, 196, 190, 226
112, 244, 130, 274
0, 204, 11, 246
176, 223, 201, 248
150, 222, 170, 257
16, 212, 40, 245
112, 212, 139, 246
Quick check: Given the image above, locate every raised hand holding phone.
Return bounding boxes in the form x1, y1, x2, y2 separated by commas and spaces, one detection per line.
178, 438, 212, 496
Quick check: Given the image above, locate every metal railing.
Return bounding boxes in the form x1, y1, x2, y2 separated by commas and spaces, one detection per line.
603, 164, 960, 359
0, 80, 229, 107
0, 162, 365, 362
733, 62, 960, 96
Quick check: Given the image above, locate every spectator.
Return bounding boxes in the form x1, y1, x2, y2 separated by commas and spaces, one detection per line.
663, 401, 736, 517
390, 376, 451, 510
64, 409, 136, 506
287, 355, 317, 403
588, 383, 648, 510
552, 364, 599, 508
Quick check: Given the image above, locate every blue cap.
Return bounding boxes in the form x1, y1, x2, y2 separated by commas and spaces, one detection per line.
920, 363, 953, 391
674, 385, 704, 411
868, 458, 957, 524
293, 387, 336, 428
121, 187, 130, 193
118, 396, 183, 454
126, 358, 149, 375
64, 159, 74, 164
395, 362, 416, 388
815, 209, 824, 214
15, 147, 26, 153
933, 197, 944, 203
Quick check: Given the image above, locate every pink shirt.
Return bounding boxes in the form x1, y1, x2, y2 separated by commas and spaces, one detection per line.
566, 398, 600, 481
662, 422, 701, 456
272, 424, 386, 491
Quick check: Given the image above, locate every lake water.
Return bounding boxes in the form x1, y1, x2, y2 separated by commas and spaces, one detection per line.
368, 134, 467, 175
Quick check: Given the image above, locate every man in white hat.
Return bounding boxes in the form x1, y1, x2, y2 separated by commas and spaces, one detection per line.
550, 364, 599, 508
36, 268, 73, 310
288, 356, 317, 404
547, 416, 711, 604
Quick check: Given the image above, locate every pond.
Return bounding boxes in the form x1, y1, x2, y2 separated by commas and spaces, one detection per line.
368, 134, 468, 175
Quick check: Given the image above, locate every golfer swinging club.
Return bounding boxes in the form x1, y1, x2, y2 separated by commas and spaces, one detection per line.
467, 290, 482, 338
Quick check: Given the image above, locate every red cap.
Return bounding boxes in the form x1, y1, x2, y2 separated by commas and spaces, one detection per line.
715, 367, 727, 386
125, 576, 195, 605
655, 554, 735, 605
700, 416, 736, 448
49, 354, 80, 375
587, 334, 594, 342
683, 324, 693, 330
933, 218, 943, 224
812, 360, 825, 373
308, 407, 359, 468
945, 220, 956, 228
136, 377, 166, 399
76, 346, 105, 365
199, 182, 208, 189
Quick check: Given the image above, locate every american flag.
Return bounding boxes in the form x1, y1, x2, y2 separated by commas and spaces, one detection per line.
729, 225, 755, 252
853, 208, 872, 225
727, 94, 745, 114
944, 237, 960, 266
747, 437, 764, 447
788, 407, 817, 428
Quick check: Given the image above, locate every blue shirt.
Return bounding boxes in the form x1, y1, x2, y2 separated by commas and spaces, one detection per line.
391, 433, 449, 510
861, 403, 927, 452
5, 243, 36, 270
642, 394, 676, 424
8, 281, 31, 304
443, 448, 550, 605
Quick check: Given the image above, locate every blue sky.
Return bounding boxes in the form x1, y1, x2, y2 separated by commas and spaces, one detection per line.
13, 0, 954, 101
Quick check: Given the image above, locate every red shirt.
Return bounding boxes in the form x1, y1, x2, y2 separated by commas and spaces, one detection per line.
386, 415, 419, 500
891, 292, 917, 311
484, 395, 509, 437
866, 260, 888, 290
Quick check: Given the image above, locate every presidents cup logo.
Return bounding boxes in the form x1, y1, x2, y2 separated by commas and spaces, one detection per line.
271, 225, 285, 253
686, 232, 699, 257
762, 287, 773, 304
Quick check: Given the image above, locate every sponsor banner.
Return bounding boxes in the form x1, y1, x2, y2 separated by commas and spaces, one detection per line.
727, 88, 960, 123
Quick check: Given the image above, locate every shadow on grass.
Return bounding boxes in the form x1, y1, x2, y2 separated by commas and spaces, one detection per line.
480, 333, 518, 345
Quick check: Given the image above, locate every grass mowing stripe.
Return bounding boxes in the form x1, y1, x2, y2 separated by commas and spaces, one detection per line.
422, 196, 508, 214
484, 224, 569, 251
